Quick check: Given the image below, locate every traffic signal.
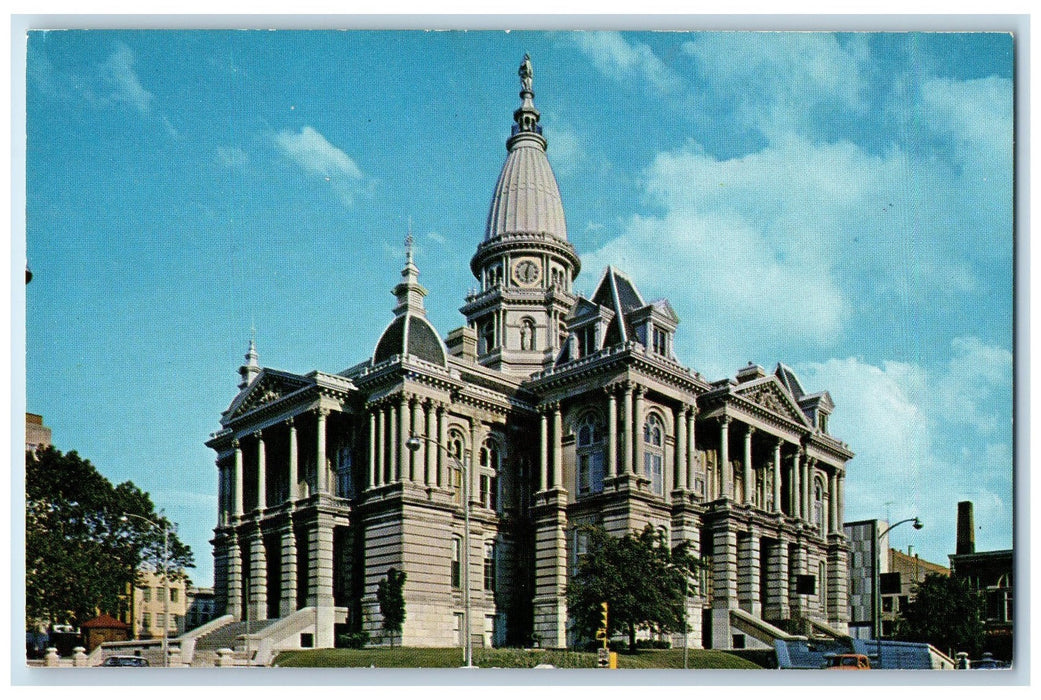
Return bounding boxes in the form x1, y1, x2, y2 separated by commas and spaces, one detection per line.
595, 601, 609, 640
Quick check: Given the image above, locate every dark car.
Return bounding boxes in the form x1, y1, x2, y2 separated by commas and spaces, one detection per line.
99, 656, 149, 667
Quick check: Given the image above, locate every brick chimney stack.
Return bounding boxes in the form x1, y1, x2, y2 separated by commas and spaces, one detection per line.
956, 500, 976, 555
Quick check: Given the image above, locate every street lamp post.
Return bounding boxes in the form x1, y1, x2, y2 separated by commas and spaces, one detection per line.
405, 432, 474, 668
122, 513, 172, 668
873, 517, 923, 643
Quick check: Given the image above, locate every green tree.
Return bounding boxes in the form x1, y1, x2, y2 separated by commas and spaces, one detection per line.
896, 572, 985, 658
377, 567, 407, 647
25, 446, 194, 628
566, 525, 699, 652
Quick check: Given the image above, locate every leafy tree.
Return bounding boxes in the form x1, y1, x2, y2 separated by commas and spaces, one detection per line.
566, 525, 699, 652
896, 572, 985, 658
377, 567, 407, 647
25, 446, 194, 629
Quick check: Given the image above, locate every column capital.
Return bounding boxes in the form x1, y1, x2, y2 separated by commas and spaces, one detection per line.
315, 407, 330, 419
720, 415, 732, 427
253, 430, 264, 441
633, 384, 646, 398
745, 424, 756, 437
232, 438, 241, 450
285, 416, 295, 429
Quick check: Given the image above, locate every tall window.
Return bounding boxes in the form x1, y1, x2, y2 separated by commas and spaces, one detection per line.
483, 541, 496, 591
451, 536, 462, 589
577, 325, 597, 357
819, 561, 828, 612
448, 430, 465, 504
576, 414, 605, 495
643, 414, 665, 495
337, 444, 354, 499
813, 481, 824, 532
479, 317, 497, 354
479, 439, 501, 511
652, 326, 669, 356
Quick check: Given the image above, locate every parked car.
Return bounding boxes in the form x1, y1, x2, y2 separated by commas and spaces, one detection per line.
98, 655, 149, 667
825, 654, 871, 670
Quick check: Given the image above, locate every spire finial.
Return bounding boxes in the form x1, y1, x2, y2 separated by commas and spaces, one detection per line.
405, 217, 414, 266
519, 53, 533, 94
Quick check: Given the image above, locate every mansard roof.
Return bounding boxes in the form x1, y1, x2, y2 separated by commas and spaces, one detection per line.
589, 266, 647, 345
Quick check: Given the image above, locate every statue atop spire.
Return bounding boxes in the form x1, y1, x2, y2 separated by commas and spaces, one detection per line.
519, 53, 533, 93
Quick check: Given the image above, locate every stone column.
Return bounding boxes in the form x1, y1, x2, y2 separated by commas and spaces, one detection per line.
552, 404, 563, 489
233, 440, 244, 517
437, 404, 448, 488
606, 389, 617, 478
216, 460, 226, 526
316, 409, 328, 493
791, 451, 802, 518
802, 457, 812, 523
737, 531, 762, 616
377, 406, 387, 486
838, 473, 845, 524
829, 470, 839, 534
743, 426, 754, 505
686, 408, 698, 490
255, 431, 267, 511
424, 400, 436, 485
622, 383, 634, 475
633, 386, 645, 477
309, 515, 335, 648
288, 418, 298, 502
765, 538, 790, 620
539, 411, 549, 491
772, 440, 783, 514
788, 542, 806, 620
280, 524, 297, 617
411, 398, 424, 482
470, 418, 481, 498
710, 525, 738, 649
399, 396, 410, 482
675, 405, 688, 491
367, 411, 376, 489
719, 417, 731, 499
388, 404, 398, 482
249, 529, 267, 621
226, 534, 242, 619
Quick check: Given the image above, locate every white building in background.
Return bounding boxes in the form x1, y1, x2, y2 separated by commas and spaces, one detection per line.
206, 56, 853, 651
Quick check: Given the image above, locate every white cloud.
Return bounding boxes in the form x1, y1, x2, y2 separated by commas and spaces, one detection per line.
273, 126, 370, 207
572, 32, 684, 94
216, 146, 249, 168
682, 33, 866, 140
934, 336, 1013, 433
795, 337, 1013, 561
99, 43, 153, 115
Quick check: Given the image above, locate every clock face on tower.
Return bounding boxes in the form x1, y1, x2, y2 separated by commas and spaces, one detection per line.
512, 258, 542, 286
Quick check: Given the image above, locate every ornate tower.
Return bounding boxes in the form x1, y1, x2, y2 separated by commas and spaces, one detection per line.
461, 54, 581, 375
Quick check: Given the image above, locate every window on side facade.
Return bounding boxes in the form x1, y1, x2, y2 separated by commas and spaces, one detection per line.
451, 536, 462, 589
576, 414, 605, 496
643, 413, 665, 495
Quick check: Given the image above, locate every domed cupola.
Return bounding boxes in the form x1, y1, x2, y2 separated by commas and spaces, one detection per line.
373, 232, 448, 367
462, 55, 581, 376
483, 54, 569, 243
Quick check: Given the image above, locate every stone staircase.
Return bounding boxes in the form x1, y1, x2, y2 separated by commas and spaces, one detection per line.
190, 619, 280, 666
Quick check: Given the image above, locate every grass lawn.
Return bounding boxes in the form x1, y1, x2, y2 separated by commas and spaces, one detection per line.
273, 646, 765, 669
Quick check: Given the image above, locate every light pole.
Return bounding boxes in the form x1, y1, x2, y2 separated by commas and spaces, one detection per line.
122, 513, 172, 667
873, 517, 923, 642
405, 432, 474, 668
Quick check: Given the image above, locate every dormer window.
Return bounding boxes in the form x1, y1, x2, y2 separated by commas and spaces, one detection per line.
819, 413, 829, 434
577, 325, 597, 357
652, 326, 669, 356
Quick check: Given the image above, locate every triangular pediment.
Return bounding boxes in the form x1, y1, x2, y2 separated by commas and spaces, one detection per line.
566, 297, 602, 322
735, 377, 811, 426
226, 370, 312, 419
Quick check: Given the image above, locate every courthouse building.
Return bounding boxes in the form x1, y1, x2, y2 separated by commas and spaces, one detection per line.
206, 56, 854, 651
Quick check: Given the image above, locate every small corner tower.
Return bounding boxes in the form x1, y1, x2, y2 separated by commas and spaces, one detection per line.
461, 54, 581, 376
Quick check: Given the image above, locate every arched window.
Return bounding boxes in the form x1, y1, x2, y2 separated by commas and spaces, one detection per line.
479, 438, 501, 511
447, 429, 466, 504
558, 322, 568, 350
576, 413, 605, 496
643, 414, 665, 495
520, 317, 537, 351
451, 536, 462, 589
813, 480, 825, 532
484, 540, 496, 591
479, 317, 497, 355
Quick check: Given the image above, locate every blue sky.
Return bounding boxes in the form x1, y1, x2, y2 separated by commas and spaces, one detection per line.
23, 30, 1014, 585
